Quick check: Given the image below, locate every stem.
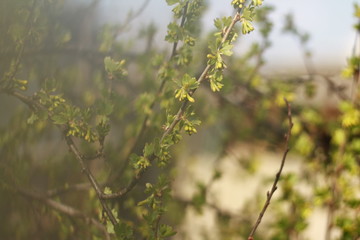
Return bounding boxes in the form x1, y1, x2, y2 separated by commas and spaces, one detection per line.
113, 0, 151, 37
5, 0, 37, 83
108, 2, 190, 184
64, 135, 118, 226
247, 98, 293, 240
46, 182, 92, 197
103, 9, 242, 200
160, 11, 241, 143
3, 90, 118, 227
351, 25, 360, 103
18, 188, 110, 240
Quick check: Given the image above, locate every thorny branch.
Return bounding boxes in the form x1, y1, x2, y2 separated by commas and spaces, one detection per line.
247, 98, 293, 240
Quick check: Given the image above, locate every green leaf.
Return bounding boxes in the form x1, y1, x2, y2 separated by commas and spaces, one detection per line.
104, 187, 112, 195
192, 183, 207, 213
27, 113, 39, 125
114, 222, 134, 240
104, 56, 127, 79
143, 143, 154, 157
220, 43, 233, 56
159, 224, 177, 237
166, 0, 179, 6
214, 16, 233, 30
51, 113, 68, 125
137, 198, 150, 206
104, 56, 114, 72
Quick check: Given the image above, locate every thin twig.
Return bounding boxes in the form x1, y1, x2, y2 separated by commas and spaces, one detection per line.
109, 2, 190, 183
2, 90, 118, 227
64, 135, 118, 226
323, 76, 350, 102
247, 98, 293, 240
324, 178, 337, 240
18, 188, 110, 240
102, 9, 242, 200
113, 0, 151, 37
46, 182, 92, 197
160, 11, 241, 143
4, 0, 37, 84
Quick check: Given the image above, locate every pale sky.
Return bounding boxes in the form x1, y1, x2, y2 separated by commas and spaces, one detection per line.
99, 0, 357, 73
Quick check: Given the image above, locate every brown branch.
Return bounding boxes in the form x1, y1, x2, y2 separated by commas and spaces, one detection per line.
247, 98, 293, 240
323, 76, 350, 102
64, 135, 118, 226
324, 178, 337, 240
17, 188, 110, 240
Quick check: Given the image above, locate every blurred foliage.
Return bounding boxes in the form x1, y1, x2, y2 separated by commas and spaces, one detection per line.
0, 0, 359, 239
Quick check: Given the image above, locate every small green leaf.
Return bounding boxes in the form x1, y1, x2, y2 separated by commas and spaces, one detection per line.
166, 0, 179, 6
104, 187, 112, 195
220, 43, 233, 56
159, 224, 177, 237
143, 143, 154, 157
51, 113, 68, 125
192, 183, 207, 213
27, 113, 38, 125
114, 222, 134, 240
104, 57, 127, 79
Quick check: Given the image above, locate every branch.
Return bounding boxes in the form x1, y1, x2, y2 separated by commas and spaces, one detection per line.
17, 188, 110, 240
323, 76, 350, 102
1, 90, 118, 227
247, 98, 293, 240
64, 135, 118, 226
160, 11, 241, 143
102, 9, 242, 200
108, 2, 190, 184
4, 0, 37, 83
46, 182, 92, 197
113, 0, 151, 37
